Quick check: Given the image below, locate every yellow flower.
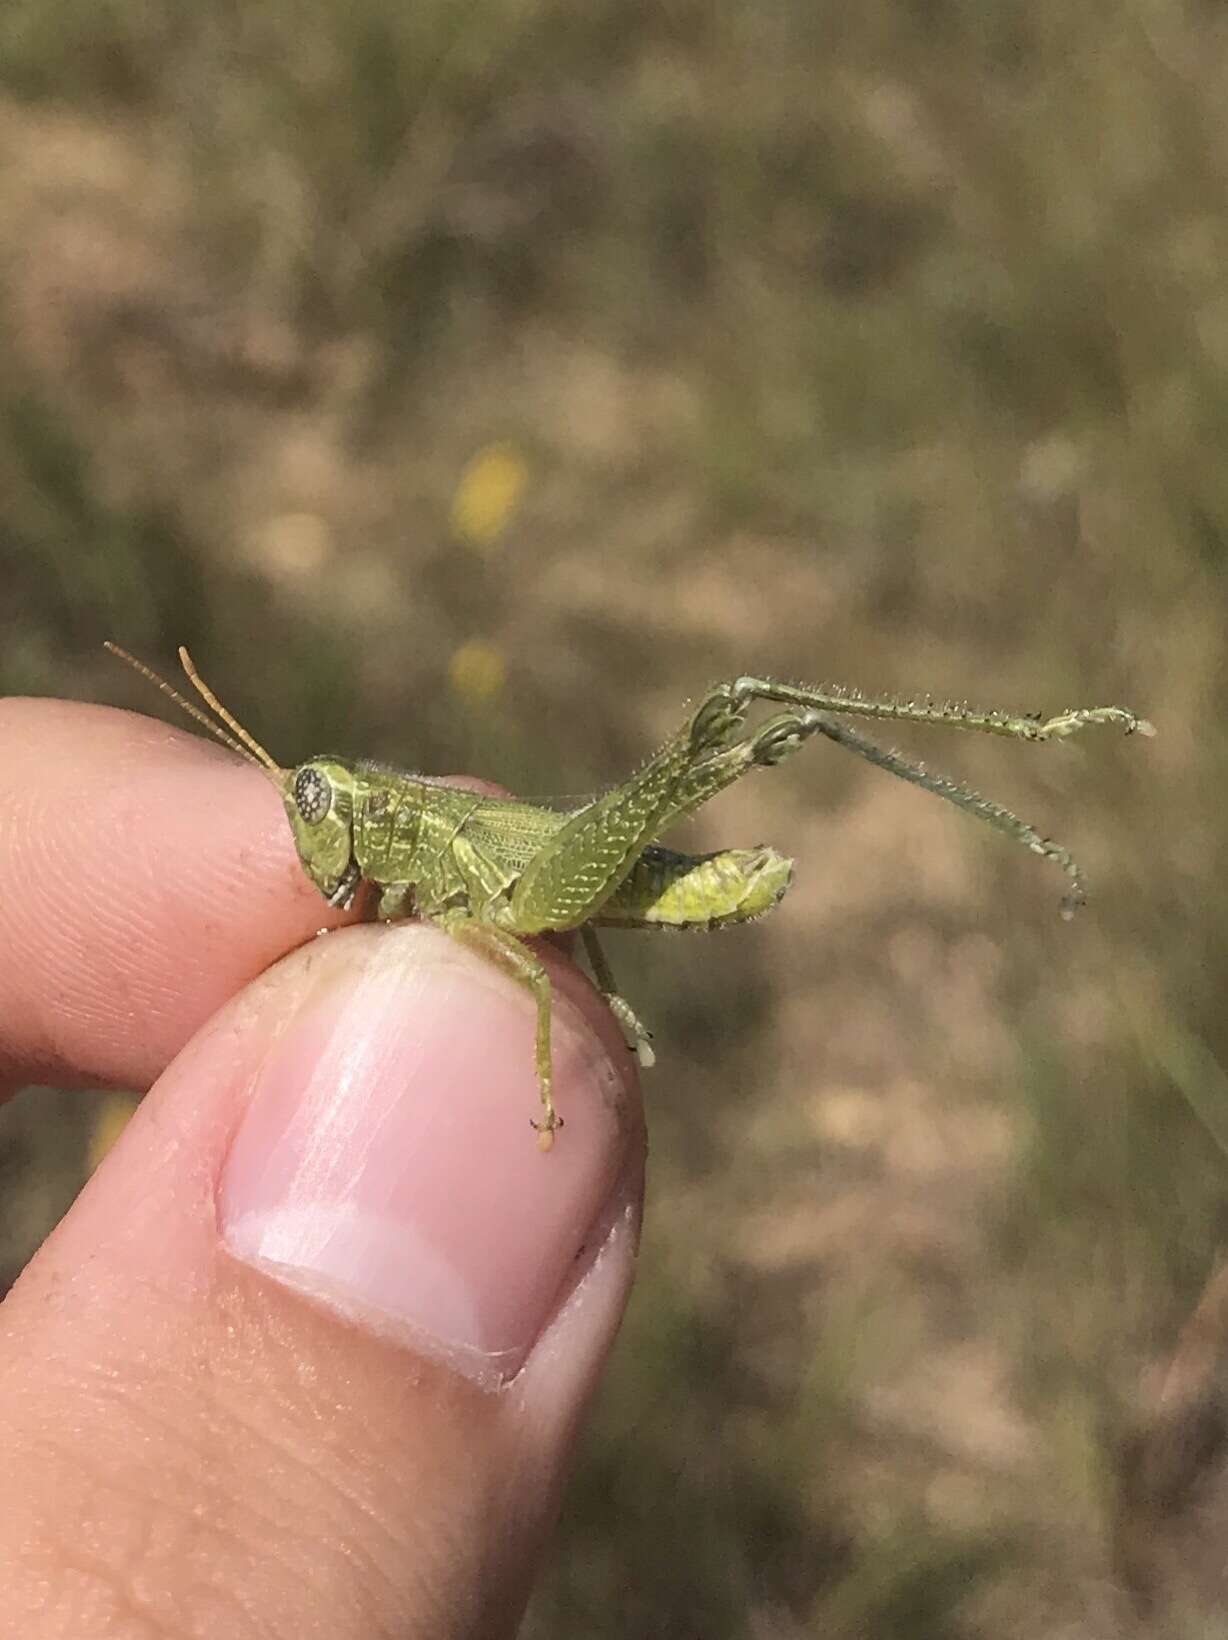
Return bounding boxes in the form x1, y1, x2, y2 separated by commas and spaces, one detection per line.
449, 638, 507, 706
449, 443, 528, 551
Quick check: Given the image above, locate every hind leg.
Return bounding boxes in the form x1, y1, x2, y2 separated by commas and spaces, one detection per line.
724, 675, 1151, 742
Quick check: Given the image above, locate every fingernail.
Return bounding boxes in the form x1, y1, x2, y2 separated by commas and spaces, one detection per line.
218, 924, 637, 1385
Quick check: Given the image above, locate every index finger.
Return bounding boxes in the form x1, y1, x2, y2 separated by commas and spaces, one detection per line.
0, 696, 353, 1092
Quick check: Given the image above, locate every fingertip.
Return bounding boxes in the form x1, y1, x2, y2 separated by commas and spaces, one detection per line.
217, 922, 643, 1384
0, 915, 645, 1638
0, 697, 350, 1090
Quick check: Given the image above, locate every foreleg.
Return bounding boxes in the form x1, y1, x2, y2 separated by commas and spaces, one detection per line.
375, 882, 413, 919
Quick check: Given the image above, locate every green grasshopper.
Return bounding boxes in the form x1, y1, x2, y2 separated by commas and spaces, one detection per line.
105, 644, 1152, 1147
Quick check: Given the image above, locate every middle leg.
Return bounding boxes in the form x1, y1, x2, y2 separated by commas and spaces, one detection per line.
580, 926, 655, 1068
435, 912, 562, 1148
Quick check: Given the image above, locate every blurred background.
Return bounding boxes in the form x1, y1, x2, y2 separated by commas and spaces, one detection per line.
1, 2, 1225, 1634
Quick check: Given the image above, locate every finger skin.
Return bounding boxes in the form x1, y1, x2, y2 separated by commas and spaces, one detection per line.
0, 696, 647, 1638
0, 697, 355, 1091
0, 924, 644, 1639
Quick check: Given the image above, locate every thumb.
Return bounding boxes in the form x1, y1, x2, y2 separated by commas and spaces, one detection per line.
0, 922, 644, 1639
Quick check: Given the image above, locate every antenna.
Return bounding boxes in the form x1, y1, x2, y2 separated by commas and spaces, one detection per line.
103, 643, 284, 779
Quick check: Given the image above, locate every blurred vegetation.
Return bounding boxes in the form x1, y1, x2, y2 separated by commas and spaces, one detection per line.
3, 1, 1228, 1633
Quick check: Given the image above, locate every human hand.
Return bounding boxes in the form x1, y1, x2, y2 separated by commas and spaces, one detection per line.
0, 695, 645, 1639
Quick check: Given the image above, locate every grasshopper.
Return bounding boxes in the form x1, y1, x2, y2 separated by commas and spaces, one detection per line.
105, 644, 1152, 1147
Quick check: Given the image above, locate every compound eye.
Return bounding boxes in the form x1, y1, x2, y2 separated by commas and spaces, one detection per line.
294, 766, 332, 825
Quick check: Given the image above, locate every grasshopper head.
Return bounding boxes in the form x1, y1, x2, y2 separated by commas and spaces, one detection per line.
285, 759, 359, 903
102, 645, 364, 909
